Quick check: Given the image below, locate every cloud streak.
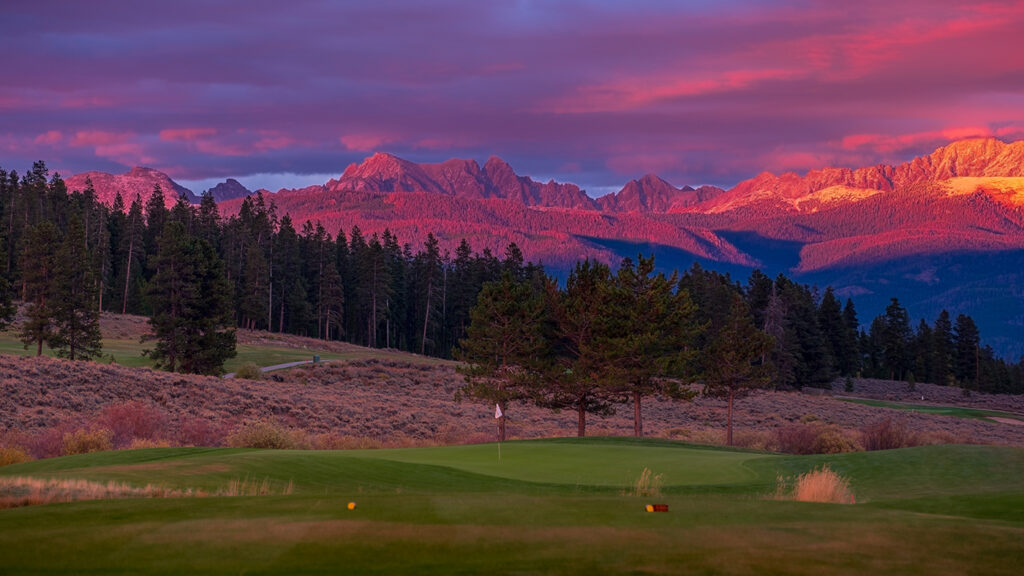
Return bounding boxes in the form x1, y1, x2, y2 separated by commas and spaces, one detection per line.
2, 0, 1023, 192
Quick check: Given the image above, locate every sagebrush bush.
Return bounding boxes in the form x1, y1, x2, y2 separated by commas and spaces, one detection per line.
99, 401, 169, 448
62, 428, 114, 455
0, 447, 33, 466
177, 417, 227, 447
772, 423, 821, 455
861, 418, 918, 451
772, 423, 862, 455
226, 420, 301, 449
234, 362, 263, 380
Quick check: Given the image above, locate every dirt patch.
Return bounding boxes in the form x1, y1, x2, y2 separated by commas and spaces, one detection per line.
991, 417, 1024, 426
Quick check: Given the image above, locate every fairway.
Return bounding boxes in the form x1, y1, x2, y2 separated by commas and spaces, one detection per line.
2, 439, 1023, 575
838, 397, 1024, 423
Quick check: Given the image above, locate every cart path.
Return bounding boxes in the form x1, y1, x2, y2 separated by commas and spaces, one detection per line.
224, 360, 313, 379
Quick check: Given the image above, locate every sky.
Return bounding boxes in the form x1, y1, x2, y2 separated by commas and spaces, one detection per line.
3, 0, 1024, 197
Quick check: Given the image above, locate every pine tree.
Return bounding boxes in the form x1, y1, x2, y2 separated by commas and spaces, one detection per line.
543, 260, 617, 437
456, 272, 548, 442
702, 294, 773, 445
49, 213, 102, 360
882, 298, 911, 381
119, 195, 147, 315
953, 314, 980, 389
18, 222, 59, 355
604, 255, 700, 437
932, 310, 954, 385
817, 287, 845, 378
145, 221, 235, 375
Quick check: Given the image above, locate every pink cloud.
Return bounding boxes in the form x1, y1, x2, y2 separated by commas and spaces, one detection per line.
340, 133, 394, 152
68, 130, 154, 165
840, 127, 995, 155
33, 130, 63, 146
160, 128, 218, 142
545, 68, 802, 114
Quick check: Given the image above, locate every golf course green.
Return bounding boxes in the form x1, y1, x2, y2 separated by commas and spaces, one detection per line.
1, 438, 1022, 574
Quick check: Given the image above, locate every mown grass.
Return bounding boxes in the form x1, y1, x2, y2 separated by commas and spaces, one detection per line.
0, 332, 359, 372
1, 439, 1022, 575
838, 397, 1024, 422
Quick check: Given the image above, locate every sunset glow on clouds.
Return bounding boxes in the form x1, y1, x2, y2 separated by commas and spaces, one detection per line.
2, 0, 1024, 194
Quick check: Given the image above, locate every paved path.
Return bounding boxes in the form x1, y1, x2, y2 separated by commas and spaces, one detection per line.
224, 359, 314, 379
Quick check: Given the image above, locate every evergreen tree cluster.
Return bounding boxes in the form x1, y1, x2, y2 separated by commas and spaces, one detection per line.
858, 302, 1023, 394
456, 260, 1024, 440
1, 160, 1021, 391
0, 161, 534, 372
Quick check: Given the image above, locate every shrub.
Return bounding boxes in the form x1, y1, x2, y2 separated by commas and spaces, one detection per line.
127, 438, 173, 450
99, 401, 169, 448
226, 420, 301, 449
861, 418, 917, 451
772, 423, 821, 455
62, 428, 114, 456
234, 362, 263, 380
811, 427, 862, 454
0, 447, 33, 467
177, 416, 227, 447
776, 465, 855, 504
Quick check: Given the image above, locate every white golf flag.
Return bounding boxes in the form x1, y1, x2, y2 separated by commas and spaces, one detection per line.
495, 404, 503, 419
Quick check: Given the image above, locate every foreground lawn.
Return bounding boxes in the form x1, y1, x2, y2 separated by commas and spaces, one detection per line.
1, 439, 1022, 575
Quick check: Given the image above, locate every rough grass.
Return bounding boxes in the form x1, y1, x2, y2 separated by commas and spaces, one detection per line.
0, 440, 1022, 575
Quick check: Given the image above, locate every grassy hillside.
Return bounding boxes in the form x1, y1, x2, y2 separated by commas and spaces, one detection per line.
1, 440, 1022, 575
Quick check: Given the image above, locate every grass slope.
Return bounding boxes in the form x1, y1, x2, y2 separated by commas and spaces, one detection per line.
2, 439, 1023, 575
839, 397, 1024, 423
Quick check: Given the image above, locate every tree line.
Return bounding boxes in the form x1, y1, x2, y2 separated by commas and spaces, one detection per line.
455, 259, 1024, 442
0, 161, 536, 373
1, 160, 1021, 394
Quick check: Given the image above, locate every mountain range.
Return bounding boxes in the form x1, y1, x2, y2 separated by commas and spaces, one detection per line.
64, 138, 1024, 357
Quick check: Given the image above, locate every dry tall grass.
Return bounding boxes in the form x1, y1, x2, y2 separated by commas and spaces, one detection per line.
222, 477, 295, 496
629, 467, 664, 497
775, 465, 855, 504
0, 476, 205, 509
0, 475, 296, 509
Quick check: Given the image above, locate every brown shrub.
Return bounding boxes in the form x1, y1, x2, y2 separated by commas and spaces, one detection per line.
233, 362, 263, 380
127, 438, 173, 450
226, 420, 302, 449
629, 467, 663, 497
0, 447, 33, 467
62, 428, 114, 455
772, 423, 862, 455
772, 423, 822, 455
861, 418, 918, 451
810, 427, 862, 454
99, 401, 169, 448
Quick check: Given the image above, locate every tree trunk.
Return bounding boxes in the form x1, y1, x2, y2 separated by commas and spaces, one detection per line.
420, 276, 432, 355
727, 388, 734, 446
122, 233, 134, 315
633, 391, 643, 437
577, 403, 586, 437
